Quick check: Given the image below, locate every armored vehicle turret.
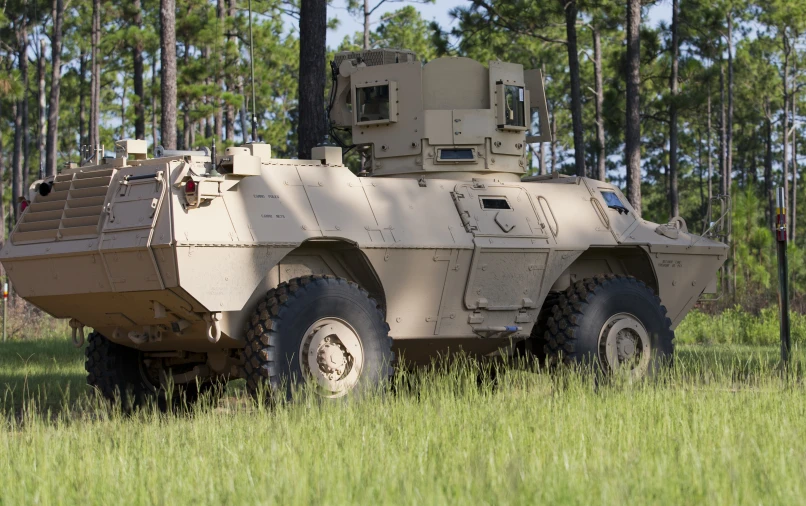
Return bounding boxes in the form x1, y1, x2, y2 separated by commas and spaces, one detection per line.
1, 49, 728, 407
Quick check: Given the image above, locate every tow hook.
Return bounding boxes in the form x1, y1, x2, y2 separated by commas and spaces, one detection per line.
204, 313, 222, 343
68, 318, 85, 348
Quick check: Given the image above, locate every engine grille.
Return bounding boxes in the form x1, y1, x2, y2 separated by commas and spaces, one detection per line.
11, 168, 115, 244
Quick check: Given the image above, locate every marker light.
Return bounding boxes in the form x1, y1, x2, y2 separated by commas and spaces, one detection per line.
20, 200, 28, 212
185, 180, 197, 194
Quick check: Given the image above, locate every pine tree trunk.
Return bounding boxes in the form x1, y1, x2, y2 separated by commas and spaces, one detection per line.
765, 96, 774, 232
12, 100, 22, 223
792, 75, 798, 243
593, 26, 605, 181
78, 49, 86, 149
707, 91, 713, 204
151, 51, 158, 152
214, 0, 225, 142
226, 0, 236, 143
668, 0, 679, 219
89, 0, 101, 150
726, 15, 734, 199
363, 0, 370, 50
0, 100, 5, 246
720, 63, 728, 197
563, 0, 586, 176
45, 0, 65, 177
625, 0, 642, 214
132, 0, 145, 140
19, 20, 30, 186
782, 35, 790, 237
160, 0, 178, 150
298, 0, 328, 160
38, 39, 46, 177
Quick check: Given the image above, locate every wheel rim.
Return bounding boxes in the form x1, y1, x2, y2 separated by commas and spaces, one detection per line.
597, 313, 651, 377
299, 318, 364, 398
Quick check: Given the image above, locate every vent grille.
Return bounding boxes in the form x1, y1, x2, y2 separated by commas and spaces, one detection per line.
333, 49, 417, 68
11, 168, 115, 244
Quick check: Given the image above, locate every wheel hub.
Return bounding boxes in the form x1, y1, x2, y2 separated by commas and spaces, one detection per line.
300, 318, 364, 398
598, 313, 651, 377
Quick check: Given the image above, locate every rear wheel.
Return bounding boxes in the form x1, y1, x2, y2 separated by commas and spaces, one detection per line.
243, 275, 394, 401
543, 275, 674, 378
85, 332, 216, 411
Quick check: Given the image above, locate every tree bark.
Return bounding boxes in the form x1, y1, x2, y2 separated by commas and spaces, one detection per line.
78, 49, 87, 149
298, 0, 328, 159
0, 100, 5, 245
12, 100, 23, 224
563, 0, 585, 177
214, 0, 225, 142
226, 0, 237, 143
792, 67, 798, 243
669, 0, 679, 218
720, 63, 728, 197
19, 18, 30, 186
363, 0, 371, 49
160, 0, 178, 150
625, 0, 642, 214
45, 0, 65, 177
152, 51, 158, 152
89, 0, 101, 151
707, 91, 713, 205
132, 0, 145, 140
726, 15, 734, 199
782, 35, 790, 235
765, 96, 774, 231
593, 26, 605, 181
38, 39, 46, 178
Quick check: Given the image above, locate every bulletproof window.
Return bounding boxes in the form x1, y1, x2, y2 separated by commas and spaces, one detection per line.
601, 190, 630, 214
437, 148, 475, 161
354, 82, 397, 125
601, 191, 623, 208
503, 85, 526, 127
481, 197, 512, 210
496, 83, 528, 131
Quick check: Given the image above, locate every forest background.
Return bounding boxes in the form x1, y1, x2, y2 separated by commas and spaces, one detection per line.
1, 0, 806, 324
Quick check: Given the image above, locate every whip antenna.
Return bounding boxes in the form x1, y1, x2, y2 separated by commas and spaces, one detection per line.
248, 0, 258, 142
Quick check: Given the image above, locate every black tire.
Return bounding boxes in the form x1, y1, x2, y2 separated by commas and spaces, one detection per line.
243, 275, 394, 401
85, 331, 154, 410
543, 275, 674, 377
85, 332, 216, 411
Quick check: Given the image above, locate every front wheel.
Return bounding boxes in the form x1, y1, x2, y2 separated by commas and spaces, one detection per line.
543, 275, 674, 378
243, 275, 394, 401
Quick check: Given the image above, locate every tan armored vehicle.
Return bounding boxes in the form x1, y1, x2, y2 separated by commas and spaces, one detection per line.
1, 49, 728, 407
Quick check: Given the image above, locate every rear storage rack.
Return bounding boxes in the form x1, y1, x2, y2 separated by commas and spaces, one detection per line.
11, 168, 116, 244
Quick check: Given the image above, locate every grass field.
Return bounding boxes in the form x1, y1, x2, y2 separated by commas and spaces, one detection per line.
1, 337, 806, 505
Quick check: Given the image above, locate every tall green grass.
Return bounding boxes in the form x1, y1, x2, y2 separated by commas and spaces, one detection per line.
0, 339, 805, 505
676, 307, 806, 345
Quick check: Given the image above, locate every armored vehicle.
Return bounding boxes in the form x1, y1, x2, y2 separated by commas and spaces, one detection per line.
1, 49, 728, 406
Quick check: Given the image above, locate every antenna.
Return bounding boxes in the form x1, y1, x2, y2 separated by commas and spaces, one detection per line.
248, 0, 258, 142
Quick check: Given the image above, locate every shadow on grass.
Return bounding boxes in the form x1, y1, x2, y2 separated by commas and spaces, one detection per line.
0, 338, 86, 414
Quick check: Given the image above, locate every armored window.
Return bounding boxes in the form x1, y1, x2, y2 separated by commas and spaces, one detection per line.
354, 82, 398, 126
601, 190, 630, 214
480, 197, 511, 210
436, 148, 476, 162
496, 83, 528, 131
